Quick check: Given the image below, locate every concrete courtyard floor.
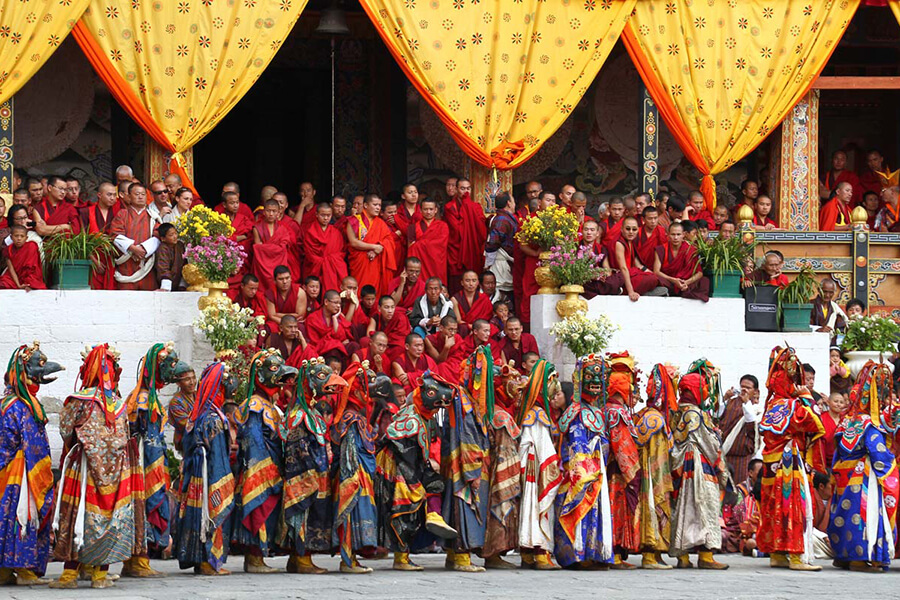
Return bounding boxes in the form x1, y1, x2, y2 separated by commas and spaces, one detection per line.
3, 553, 898, 600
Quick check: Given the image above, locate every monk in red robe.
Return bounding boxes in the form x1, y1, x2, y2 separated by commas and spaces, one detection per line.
407, 197, 449, 284
634, 206, 667, 268
389, 257, 426, 311
265, 265, 307, 331
229, 273, 269, 320
79, 182, 120, 290
745, 251, 789, 289
305, 290, 356, 365
425, 315, 464, 364
820, 150, 861, 206
214, 181, 255, 219
601, 197, 626, 251
859, 150, 888, 197
222, 191, 254, 292
366, 295, 410, 361
819, 182, 853, 232
351, 330, 390, 376
395, 183, 422, 243
391, 333, 437, 395
452, 270, 494, 337
303, 202, 347, 294
252, 199, 302, 291
33, 175, 81, 236
347, 194, 398, 298
652, 222, 709, 302
444, 178, 486, 295
609, 217, 661, 301
685, 191, 714, 225
751, 196, 779, 230
346, 282, 378, 340
450, 320, 499, 374
497, 317, 539, 368
109, 183, 161, 291
0, 226, 45, 289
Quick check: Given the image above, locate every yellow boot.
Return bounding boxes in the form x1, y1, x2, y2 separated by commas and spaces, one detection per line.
641, 551, 672, 570
78, 564, 94, 581
849, 561, 883, 573
244, 554, 279, 574
450, 551, 485, 573
770, 552, 789, 569
48, 568, 79, 589
121, 556, 165, 578
612, 554, 637, 570
393, 551, 424, 572
195, 562, 231, 576
484, 555, 517, 569
91, 567, 115, 589
788, 554, 821, 572
339, 554, 373, 574
292, 554, 328, 575
0, 568, 14, 585
698, 550, 729, 570
675, 555, 693, 569
425, 512, 458, 540
534, 552, 561, 571
14, 569, 50, 586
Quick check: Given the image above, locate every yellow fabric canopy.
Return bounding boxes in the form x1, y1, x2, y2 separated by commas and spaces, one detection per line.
77, 0, 307, 173
625, 0, 859, 208
360, 0, 635, 170
0, 0, 90, 104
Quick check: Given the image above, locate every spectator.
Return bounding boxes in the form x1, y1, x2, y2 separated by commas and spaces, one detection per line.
33, 175, 81, 236
820, 392, 848, 467
155, 223, 185, 291
391, 333, 436, 395
352, 330, 390, 376
829, 347, 851, 395
389, 257, 425, 311
110, 183, 160, 291
409, 277, 452, 338
304, 276, 322, 314
845, 298, 865, 319
498, 317, 539, 368
367, 295, 411, 360
265, 265, 307, 330
267, 314, 307, 366
810, 279, 847, 334
521, 351, 540, 377
0, 225, 45, 290
424, 315, 462, 364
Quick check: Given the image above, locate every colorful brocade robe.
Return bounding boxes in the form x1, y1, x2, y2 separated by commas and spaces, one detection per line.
129, 389, 171, 550
603, 402, 642, 553
483, 408, 522, 557
633, 406, 674, 553
332, 409, 378, 565
518, 406, 561, 551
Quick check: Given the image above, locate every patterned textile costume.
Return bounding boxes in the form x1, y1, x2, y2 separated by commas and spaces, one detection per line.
469, 350, 522, 568
602, 354, 642, 566
553, 355, 614, 568
0, 344, 62, 586
331, 363, 379, 574
51, 345, 141, 589
375, 372, 457, 571
232, 349, 297, 573
669, 361, 729, 569
828, 362, 898, 572
174, 362, 237, 575
280, 359, 347, 574
516, 360, 562, 569
122, 342, 188, 578
441, 348, 491, 573
757, 346, 827, 571
634, 364, 677, 569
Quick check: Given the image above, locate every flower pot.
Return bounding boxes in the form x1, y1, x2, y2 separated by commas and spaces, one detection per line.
51, 259, 93, 290
705, 270, 742, 299
183, 263, 209, 292
781, 303, 813, 332
198, 281, 230, 310
535, 251, 560, 294
844, 350, 896, 378
556, 285, 588, 318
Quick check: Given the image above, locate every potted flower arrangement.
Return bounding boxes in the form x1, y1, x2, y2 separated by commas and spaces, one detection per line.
176, 205, 235, 291
515, 204, 579, 294
550, 312, 618, 358
184, 235, 247, 309
695, 234, 755, 299
42, 231, 115, 290
841, 313, 900, 376
194, 296, 265, 359
545, 243, 608, 317
777, 266, 820, 332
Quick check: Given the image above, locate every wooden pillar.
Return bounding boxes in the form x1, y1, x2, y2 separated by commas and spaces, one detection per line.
639, 84, 659, 197
851, 206, 871, 304
145, 141, 194, 184
778, 90, 819, 231
465, 159, 511, 213
0, 98, 13, 199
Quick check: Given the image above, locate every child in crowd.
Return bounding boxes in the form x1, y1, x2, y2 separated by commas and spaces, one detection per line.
0, 225, 44, 290
490, 301, 510, 340
845, 298, 865, 319
155, 223, 184, 291
304, 275, 322, 313
711, 205, 730, 231
829, 347, 851, 395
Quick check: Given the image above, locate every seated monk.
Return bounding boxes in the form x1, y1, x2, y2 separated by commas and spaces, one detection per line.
810, 279, 847, 334
223, 190, 254, 292
391, 333, 437, 395
497, 317, 539, 368
32, 175, 82, 236
452, 270, 494, 337
214, 181, 255, 219
580, 220, 618, 298
346, 193, 398, 297
346, 281, 377, 341
265, 265, 308, 331
367, 295, 411, 361
819, 182, 853, 232
425, 315, 463, 364
229, 274, 268, 320
437, 319, 498, 381
608, 216, 662, 302
389, 256, 426, 311
684, 191, 713, 225
267, 315, 308, 368
252, 198, 302, 290
652, 222, 710, 302
352, 330, 390, 376
409, 276, 453, 338
520, 351, 540, 377
489, 300, 509, 340
743, 250, 788, 289
304, 276, 322, 316
407, 197, 449, 284
751, 196, 779, 231
634, 206, 667, 267
303, 201, 348, 294
305, 289, 357, 369
0, 225, 45, 290
711, 205, 730, 231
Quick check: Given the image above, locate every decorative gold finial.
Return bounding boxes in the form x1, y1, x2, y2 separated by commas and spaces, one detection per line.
851, 206, 869, 227
736, 204, 753, 224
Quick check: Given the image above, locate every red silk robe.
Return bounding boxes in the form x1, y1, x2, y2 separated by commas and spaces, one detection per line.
347, 214, 398, 297
305, 308, 353, 357
822, 169, 861, 206
109, 206, 159, 291
214, 201, 254, 220
228, 287, 268, 320
303, 223, 347, 294
497, 333, 539, 368
453, 290, 494, 336
391, 353, 436, 395
395, 203, 422, 238
407, 218, 450, 284
227, 212, 255, 291
265, 283, 300, 331
388, 275, 426, 311
819, 198, 851, 232
0, 241, 45, 289
80, 204, 119, 290
634, 225, 667, 269
655, 242, 709, 301
369, 312, 411, 360
444, 194, 487, 278
253, 219, 302, 291
34, 198, 81, 234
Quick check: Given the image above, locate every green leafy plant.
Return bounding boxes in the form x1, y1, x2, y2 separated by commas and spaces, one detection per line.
841, 314, 900, 353
194, 296, 265, 352
695, 234, 755, 282
776, 265, 820, 318
42, 231, 114, 264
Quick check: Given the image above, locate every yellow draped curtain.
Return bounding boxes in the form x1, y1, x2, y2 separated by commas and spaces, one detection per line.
889, 1, 900, 23
360, 0, 635, 170
0, 0, 90, 104
76, 0, 308, 181
624, 0, 860, 207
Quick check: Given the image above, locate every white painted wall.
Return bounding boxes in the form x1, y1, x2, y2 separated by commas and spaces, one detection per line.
531, 294, 831, 400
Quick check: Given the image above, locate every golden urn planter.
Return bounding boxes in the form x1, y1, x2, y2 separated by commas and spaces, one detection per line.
535, 251, 561, 294
556, 285, 588, 318
198, 280, 230, 310
183, 263, 210, 293
215, 348, 237, 361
